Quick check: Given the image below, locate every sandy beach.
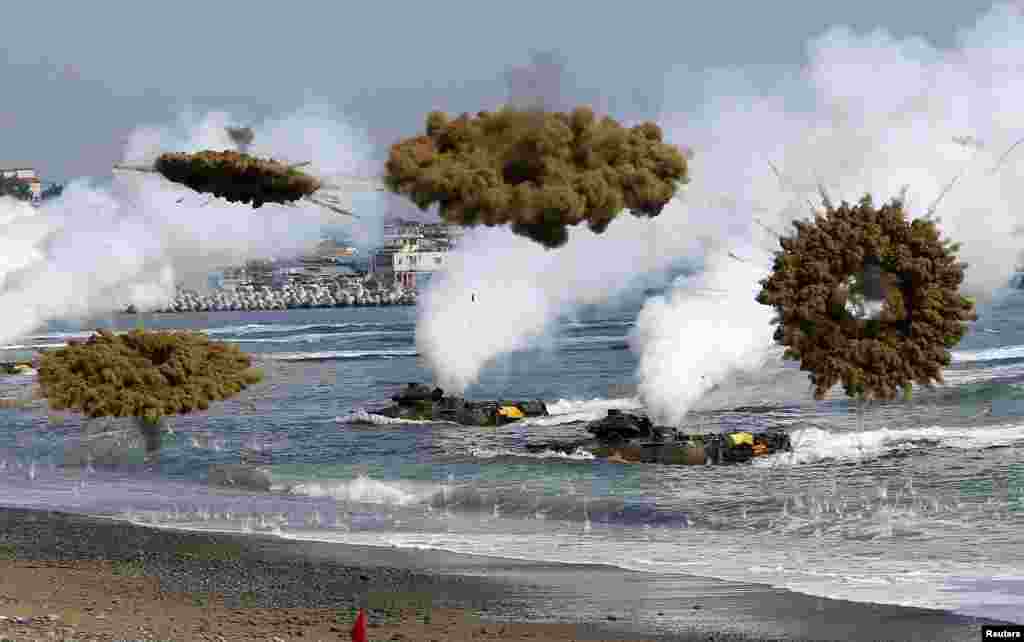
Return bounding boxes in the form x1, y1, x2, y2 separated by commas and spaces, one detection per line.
0, 559, 658, 642
0, 506, 1008, 642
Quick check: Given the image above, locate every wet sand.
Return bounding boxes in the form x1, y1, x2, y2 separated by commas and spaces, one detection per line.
0, 506, 1006, 641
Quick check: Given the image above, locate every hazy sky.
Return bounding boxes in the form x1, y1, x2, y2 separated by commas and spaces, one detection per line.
0, 0, 1001, 182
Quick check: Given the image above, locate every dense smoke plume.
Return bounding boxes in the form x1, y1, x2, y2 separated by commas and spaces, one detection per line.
385, 106, 687, 248
631, 249, 776, 426
38, 328, 262, 422
756, 196, 976, 402
420, 5, 1024, 411
153, 150, 322, 208
0, 103, 376, 346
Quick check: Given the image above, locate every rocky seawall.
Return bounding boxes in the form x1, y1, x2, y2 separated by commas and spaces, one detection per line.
133, 283, 417, 314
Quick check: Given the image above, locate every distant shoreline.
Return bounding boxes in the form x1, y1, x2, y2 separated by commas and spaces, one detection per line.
122, 299, 416, 314
124, 283, 417, 314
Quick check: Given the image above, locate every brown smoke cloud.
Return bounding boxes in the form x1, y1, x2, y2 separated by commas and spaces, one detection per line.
756, 195, 977, 401
384, 106, 688, 248
154, 150, 321, 208
38, 329, 263, 423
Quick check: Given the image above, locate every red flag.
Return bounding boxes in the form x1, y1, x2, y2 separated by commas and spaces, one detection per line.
351, 608, 368, 642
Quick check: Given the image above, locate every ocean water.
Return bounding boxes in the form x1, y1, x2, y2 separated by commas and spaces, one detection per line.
1, 297, 1023, 625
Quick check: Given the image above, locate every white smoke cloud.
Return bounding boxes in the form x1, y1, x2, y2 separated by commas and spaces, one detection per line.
630, 249, 776, 426
415, 214, 709, 394
419, 3, 1024, 408
0, 103, 378, 345
633, 2, 1024, 421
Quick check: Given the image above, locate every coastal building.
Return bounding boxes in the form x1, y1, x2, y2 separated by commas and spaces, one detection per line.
393, 244, 448, 289
0, 167, 38, 181
370, 217, 458, 287
370, 247, 399, 279
0, 166, 42, 203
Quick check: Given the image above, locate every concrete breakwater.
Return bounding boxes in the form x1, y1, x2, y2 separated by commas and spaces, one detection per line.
137, 282, 416, 313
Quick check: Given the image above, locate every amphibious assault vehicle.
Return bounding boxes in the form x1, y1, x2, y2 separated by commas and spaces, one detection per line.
374, 383, 549, 426
0, 361, 35, 376
528, 408, 793, 465
374, 386, 791, 465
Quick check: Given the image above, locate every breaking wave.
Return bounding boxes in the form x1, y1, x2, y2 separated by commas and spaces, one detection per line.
758, 423, 1024, 466
285, 475, 428, 505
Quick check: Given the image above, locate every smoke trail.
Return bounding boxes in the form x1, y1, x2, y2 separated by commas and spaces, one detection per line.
0, 103, 377, 345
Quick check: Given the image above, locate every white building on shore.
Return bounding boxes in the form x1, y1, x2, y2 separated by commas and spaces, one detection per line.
393, 240, 448, 289
0, 166, 42, 203
371, 218, 460, 288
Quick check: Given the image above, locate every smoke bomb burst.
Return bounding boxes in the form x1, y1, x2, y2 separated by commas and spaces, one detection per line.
0, 103, 377, 346
384, 106, 688, 248
419, 5, 1024, 407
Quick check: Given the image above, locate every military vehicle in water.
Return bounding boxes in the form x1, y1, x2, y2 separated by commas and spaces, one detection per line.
374, 383, 549, 426
0, 361, 35, 376
373, 387, 792, 465
528, 408, 793, 465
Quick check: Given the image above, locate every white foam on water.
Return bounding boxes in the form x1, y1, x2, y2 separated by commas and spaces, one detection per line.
285, 475, 431, 506
952, 343, 1024, 363
338, 410, 430, 425
520, 397, 643, 427
469, 446, 596, 461
757, 423, 1024, 466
